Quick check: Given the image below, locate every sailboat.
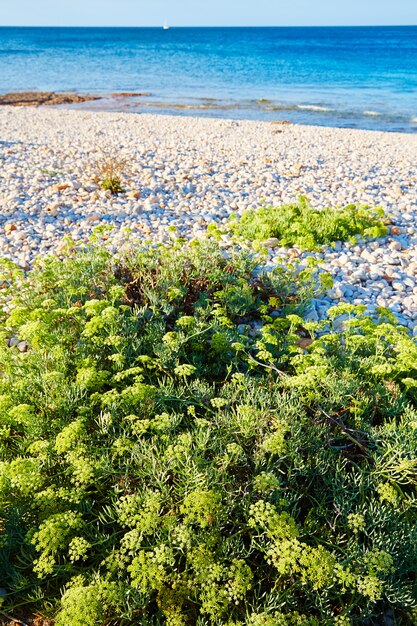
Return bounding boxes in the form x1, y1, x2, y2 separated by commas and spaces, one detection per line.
163, 21, 170, 30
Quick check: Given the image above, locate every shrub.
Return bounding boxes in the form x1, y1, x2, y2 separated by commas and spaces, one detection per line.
230, 197, 388, 250
0, 241, 416, 625
100, 176, 124, 194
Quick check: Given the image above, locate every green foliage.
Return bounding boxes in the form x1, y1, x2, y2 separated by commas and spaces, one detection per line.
230, 197, 388, 250
0, 241, 416, 625
100, 176, 124, 194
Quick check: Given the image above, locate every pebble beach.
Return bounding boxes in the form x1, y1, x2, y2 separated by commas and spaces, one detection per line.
1, 106, 417, 330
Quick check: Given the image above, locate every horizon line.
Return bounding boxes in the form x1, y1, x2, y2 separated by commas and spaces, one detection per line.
1, 23, 417, 28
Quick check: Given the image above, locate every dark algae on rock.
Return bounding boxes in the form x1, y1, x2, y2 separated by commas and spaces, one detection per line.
0, 92, 100, 107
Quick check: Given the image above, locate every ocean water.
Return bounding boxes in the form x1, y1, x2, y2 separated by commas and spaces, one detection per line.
0, 26, 417, 132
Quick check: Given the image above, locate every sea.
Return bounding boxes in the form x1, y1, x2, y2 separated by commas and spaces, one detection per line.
1, 26, 417, 132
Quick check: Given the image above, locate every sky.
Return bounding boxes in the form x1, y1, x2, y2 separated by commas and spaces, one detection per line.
1, 0, 416, 27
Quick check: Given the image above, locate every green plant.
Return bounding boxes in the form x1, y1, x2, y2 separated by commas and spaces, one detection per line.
0, 241, 416, 626
229, 197, 388, 250
100, 177, 124, 194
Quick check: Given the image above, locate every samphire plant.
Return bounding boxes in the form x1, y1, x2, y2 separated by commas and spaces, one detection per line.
228, 197, 388, 250
0, 239, 416, 626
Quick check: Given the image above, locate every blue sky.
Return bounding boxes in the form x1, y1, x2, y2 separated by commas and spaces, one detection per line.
2, 0, 416, 26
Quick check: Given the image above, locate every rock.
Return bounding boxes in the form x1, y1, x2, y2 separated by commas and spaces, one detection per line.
46, 202, 60, 215
389, 241, 403, 252
382, 254, 400, 265
360, 249, 376, 263
296, 338, 313, 349
337, 254, 349, 266
330, 285, 345, 299
128, 190, 141, 199
261, 237, 280, 248
304, 307, 319, 322
0, 91, 101, 106
402, 296, 415, 309
4, 223, 17, 235
112, 91, 151, 97
333, 314, 350, 332
390, 226, 401, 235
288, 248, 300, 259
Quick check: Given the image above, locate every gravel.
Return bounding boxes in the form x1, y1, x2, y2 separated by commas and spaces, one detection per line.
1, 106, 417, 330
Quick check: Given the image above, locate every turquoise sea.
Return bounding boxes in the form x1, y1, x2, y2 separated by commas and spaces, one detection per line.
0, 26, 416, 132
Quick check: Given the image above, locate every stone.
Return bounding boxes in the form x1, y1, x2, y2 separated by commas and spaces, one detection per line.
296, 338, 313, 349
4, 223, 17, 235
52, 183, 70, 192
0, 91, 101, 106
304, 307, 319, 322
288, 248, 299, 259
330, 285, 345, 299
390, 226, 402, 235
389, 241, 402, 252
128, 190, 141, 199
337, 254, 349, 266
261, 237, 280, 248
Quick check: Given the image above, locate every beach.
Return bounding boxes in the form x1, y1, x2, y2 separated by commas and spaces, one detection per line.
2, 20, 417, 626
1, 106, 417, 329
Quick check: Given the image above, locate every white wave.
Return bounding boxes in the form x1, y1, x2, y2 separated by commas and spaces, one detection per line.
411, 117, 417, 124
296, 104, 332, 112
363, 110, 381, 116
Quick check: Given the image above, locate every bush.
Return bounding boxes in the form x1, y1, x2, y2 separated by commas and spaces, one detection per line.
94, 155, 126, 195
0, 240, 416, 626
100, 176, 124, 195
230, 197, 388, 250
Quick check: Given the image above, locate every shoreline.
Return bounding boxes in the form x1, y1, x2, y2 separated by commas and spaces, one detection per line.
0, 106, 417, 331
1, 91, 416, 134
